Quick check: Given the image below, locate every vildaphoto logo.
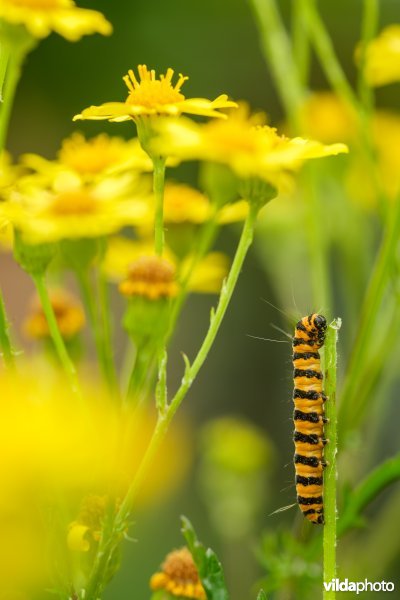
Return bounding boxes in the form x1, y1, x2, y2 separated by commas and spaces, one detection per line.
323, 579, 395, 594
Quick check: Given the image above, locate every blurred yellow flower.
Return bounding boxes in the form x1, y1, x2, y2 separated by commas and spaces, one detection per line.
152, 105, 348, 188
22, 132, 153, 182
0, 0, 112, 41
23, 288, 85, 340
138, 182, 248, 232
200, 417, 272, 474
119, 255, 179, 300
67, 495, 108, 552
150, 547, 206, 600
298, 92, 356, 144
73, 64, 237, 122
0, 170, 151, 243
362, 25, 400, 87
347, 110, 400, 208
102, 236, 229, 295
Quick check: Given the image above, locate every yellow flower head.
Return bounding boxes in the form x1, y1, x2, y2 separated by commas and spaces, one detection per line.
298, 92, 356, 144
67, 494, 108, 552
23, 288, 85, 340
119, 255, 178, 300
73, 64, 237, 122
22, 133, 153, 183
152, 104, 348, 188
0, 0, 112, 41
0, 170, 151, 243
150, 547, 206, 600
362, 25, 400, 87
103, 237, 229, 295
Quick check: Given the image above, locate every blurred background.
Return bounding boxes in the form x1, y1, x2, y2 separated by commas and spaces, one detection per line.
2, 1, 400, 598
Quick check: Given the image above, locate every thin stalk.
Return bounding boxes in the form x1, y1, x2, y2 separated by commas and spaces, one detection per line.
323, 319, 341, 600
357, 0, 379, 112
249, 0, 305, 128
85, 203, 260, 599
0, 47, 24, 151
97, 269, 118, 392
338, 195, 400, 433
76, 269, 117, 392
292, 0, 314, 86
0, 288, 13, 367
301, 0, 358, 110
32, 273, 80, 394
153, 157, 166, 256
0, 44, 10, 101
303, 166, 331, 311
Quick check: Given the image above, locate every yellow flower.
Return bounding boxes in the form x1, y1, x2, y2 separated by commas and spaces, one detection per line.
0, 170, 151, 243
150, 547, 206, 600
137, 182, 248, 239
73, 64, 237, 123
347, 110, 400, 208
298, 92, 356, 144
119, 255, 179, 300
22, 132, 153, 182
362, 25, 400, 87
23, 288, 85, 340
0, 0, 112, 41
102, 236, 229, 295
67, 495, 108, 552
152, 105, 348, 188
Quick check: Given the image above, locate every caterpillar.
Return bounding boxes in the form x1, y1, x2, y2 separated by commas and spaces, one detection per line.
293, 313, 327, 525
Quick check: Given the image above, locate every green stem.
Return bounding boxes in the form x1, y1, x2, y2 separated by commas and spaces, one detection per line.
0, 46, 24, 152
153, 157, 166, 256
303, 166, 332, 311
357, 0, 379, 112
76, 269, 117, 392
85, 202, 260, 599
0, 44, 10, 101
249, 0, 305, 129
338, 454, 400, 537
292, 0, 314, 86
97, 268, 118, 392
301, 0, 358, 110
32, 273, 80, 394
0, 287, 14, 367
323, 319, 341, 600
338, 195, 400, 434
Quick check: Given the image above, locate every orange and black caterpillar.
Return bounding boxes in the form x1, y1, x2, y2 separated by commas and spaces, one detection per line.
293, 313, 327, 525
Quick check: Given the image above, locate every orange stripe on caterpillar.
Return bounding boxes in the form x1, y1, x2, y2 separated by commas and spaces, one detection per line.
293, 313, 327, 525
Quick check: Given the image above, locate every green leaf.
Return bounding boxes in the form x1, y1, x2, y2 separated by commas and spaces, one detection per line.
181, 516, 229, 600
256, 591, 268, 600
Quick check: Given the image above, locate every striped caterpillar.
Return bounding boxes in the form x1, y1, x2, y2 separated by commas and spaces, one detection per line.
293, 314, 327, 525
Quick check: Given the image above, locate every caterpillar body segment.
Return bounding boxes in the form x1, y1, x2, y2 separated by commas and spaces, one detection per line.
293, 313, 327, 525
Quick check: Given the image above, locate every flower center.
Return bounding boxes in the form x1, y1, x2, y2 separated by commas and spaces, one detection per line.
119, 255, 178, 299
162, 548, 200, 584
59, 133, 125, 175
124, 65, 188, 108
50, 191, 98, 216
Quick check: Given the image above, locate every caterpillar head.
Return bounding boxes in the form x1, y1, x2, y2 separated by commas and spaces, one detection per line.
311, 314, 327, 346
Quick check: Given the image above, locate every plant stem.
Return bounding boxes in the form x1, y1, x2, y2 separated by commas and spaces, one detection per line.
323, 318, 341, 600
97, 268, 118, 392
0, 44, 10, 101
0, 287, 13, 367
32, 273, 80, 394
292, 0, 314, 86
357, 0, 379, 112
153, 157, 166, 256
76, 269, 117, 393
0, 46, 24, 151
85, 202, 260, 599
249, 0, 305, 128
302, 0, 358, 110
338, 195, 400, 434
